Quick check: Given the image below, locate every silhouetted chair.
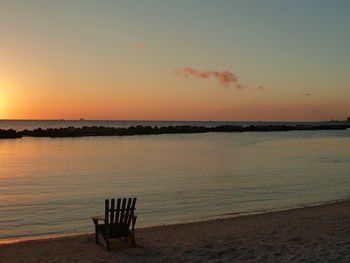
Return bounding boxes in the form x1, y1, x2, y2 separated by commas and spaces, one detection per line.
92, 198, 137, 250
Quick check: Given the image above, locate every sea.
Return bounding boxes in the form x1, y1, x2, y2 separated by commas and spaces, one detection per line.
0, 120, 349, 243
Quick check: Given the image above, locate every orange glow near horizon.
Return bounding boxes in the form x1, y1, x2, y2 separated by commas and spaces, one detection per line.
1, 60, 348, 121
0, 70, 347, 121
1, 69, 346, 121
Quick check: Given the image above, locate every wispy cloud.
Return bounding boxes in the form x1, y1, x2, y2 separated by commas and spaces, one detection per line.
236, 84, 247, 90
303, 93, 312, 96
174, 67, 246, 89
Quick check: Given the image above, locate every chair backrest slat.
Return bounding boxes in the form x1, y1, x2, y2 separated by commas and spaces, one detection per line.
109, 199, 116, 234
123, 198, 132, 224
110, 199, 115, 224
115, 198, 121, 224
126, 198, 137, 227
119, 198, 127, 224
105, 199, 109, 224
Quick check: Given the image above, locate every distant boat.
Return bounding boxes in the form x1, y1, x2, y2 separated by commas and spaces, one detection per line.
79, 118, 85, 121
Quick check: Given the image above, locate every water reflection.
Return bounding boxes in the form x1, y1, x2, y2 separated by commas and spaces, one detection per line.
0, 130, 349, 241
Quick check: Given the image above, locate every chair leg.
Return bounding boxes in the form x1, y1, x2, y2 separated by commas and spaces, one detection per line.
106, 238, 110, 251
131, 216, 137, 247
130, 232, 136, 247
94, 227, 99, 244
105, 231, 110, 251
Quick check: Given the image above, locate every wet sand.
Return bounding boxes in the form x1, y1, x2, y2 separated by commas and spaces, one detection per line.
0, 200, 349, 262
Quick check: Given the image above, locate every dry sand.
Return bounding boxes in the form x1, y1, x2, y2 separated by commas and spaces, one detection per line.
0, 200, 349, 263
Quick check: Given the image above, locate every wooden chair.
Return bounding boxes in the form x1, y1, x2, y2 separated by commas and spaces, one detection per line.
92, 198, 137, 250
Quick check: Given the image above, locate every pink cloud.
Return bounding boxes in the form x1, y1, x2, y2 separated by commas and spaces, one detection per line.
174, 67, 244, 88
174, 68, 212, 79
211, 70, 238, 86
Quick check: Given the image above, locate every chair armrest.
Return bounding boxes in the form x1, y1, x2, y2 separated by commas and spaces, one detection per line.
92, 216, 106, 225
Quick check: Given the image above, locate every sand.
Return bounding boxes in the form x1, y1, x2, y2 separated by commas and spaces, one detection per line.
0, 200, 349, 262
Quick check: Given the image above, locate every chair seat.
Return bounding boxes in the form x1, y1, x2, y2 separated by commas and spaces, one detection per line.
96, 223, 130, 238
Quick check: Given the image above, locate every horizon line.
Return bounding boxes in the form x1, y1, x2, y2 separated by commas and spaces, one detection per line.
0, 118, 347, 123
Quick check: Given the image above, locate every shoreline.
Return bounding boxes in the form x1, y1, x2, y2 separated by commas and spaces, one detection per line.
1, 199, 349, 262
0, 198, 347, 245
1, 123, 350, 139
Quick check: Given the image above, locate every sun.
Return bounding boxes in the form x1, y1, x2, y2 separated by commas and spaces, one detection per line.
0, 85, 8, 120
0, 76, 19, 120
0, 94, 4, 119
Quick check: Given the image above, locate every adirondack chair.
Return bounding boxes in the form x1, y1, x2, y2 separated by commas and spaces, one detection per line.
92, 198, 137, 250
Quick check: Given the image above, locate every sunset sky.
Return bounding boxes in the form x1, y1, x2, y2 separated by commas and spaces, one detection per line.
0, 0, 349, 121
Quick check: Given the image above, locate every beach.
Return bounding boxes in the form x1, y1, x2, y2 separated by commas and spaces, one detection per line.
0, 200, 349, 262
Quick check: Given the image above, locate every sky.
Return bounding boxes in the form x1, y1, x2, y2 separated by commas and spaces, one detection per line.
0, 0, 349, 121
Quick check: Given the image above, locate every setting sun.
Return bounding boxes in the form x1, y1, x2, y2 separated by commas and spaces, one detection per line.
0, 77, 12, 120
0, 87, 6, 119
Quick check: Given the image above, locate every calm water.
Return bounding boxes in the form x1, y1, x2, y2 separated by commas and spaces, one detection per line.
0, 126, 349, 242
